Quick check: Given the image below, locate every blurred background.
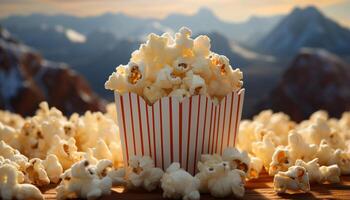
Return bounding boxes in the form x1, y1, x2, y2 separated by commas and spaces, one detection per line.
0, 0, 349, 121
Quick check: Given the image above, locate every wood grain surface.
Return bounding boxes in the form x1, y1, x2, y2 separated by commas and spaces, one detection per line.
42, 173, 350, 200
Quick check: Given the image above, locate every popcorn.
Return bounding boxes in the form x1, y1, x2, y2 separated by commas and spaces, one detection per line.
0, 140, 28, 171
42, 154, 63, 183
105, 27, 243, 104
94, 160, 126, 186
169, 88, 191, 102
0, 110, 25, 129
183, 71, 207, 95
247, 156, 264, 179
161, 162, 200, 200
315, 140, 335, 165
287, 131, 317, 162
253, 110, 295, 145
196, 159, 245, 198
331, 149, 350, 175
92, 139, 114, 162
143, 83, 166, 104
319, 165, 341, 183
273, 166, 310, 193
295, 158, 322, 183
56, 160, 112, 200
193, 35, 210, 57
0, 122, 20, 150
269, 146, 292, 176
47, 135, 83, 170
25, 158, 50, 186
126, 155, 164, 191
0, 164, 44, 200
251, 135, 276, 169
222, 147, 250, 173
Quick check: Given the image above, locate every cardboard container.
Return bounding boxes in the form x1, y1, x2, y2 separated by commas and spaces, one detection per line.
114, 89, 244, 174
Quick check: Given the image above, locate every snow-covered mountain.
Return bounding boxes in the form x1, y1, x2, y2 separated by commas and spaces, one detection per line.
257, 6, 350, 57
0, 7, 282, 43
0, 27, 105, 116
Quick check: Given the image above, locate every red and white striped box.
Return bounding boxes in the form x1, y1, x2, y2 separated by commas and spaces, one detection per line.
114, 89, 245, 174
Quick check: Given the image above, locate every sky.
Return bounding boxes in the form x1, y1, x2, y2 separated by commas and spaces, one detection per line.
1, 0, 350, 27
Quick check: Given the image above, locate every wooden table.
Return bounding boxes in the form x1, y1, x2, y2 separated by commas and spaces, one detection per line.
42, 174, 350, 199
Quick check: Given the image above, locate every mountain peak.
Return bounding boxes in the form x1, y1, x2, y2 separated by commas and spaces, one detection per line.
196, 7, 216, 18
291, 5, 323, 18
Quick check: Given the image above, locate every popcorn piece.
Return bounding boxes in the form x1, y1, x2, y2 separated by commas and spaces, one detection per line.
247, 156, 263, 179
252, 135, 276, 169
183, 72, 207, 96
331, 149, 350, 175
295, 158, 322, 183
126, 155, 164, 191
0, 164, 43, 200
0, 122, 20, 150
56, 160, 112, 200
25, 158, 50, 186
92, 139, 113, 161
173, 57, 193, 75
161, 162, 200, 200
169, 88, 191, 102
319, 165, 341, 184
196, 159, 245, 198
269, 146, 292, 176
222, 147, 250, 173
287, 131, 317, 162
48, 135, 83, 170
193, 35, 210, 57
42, 154, 63, 183
0, 140, 28, 171
0, 110, 24, 129
315, 140, 335, 165
143, 83, 166, 104
273, 166, 310, 194
94, 159, 126, 186
155, 65, 180, 89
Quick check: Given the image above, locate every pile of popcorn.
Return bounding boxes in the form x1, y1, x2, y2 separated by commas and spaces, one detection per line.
105, 27, 243, 104
1, 100, 349, 199
237, 110, 350, 193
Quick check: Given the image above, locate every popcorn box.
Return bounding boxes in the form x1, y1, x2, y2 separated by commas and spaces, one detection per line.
114, 89, 244, 174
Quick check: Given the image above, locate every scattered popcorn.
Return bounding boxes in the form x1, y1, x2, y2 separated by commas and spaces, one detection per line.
273, 166, 310, 194
247, 156, 264, 179
0, 140, 28, 171
48, 135, 83, 170
56, 160, 112, 200
196, 158, 245, 198
42, 154, 63, 183
0, 164, 43, 200
319, 165, 341, 184
295, 158, 323, 183
25, 158, 50, 186
269, 146, 292, 176
0, 122, 21, 150
252, 135, 276, 169
126, 155, 164, 191
105, 27, 243, 104
222, 147, 250, 173
287, 131, 317, 162
161, 162, 200, 200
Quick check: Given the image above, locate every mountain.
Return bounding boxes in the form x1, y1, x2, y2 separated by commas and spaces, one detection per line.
257, 6, 350, 57
0, 27, 105, 116
0, 8, 282, 43
256, 48, 350, 121
161, 7, 282, 43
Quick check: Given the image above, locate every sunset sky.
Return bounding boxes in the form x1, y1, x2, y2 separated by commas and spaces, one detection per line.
1, 0, 350, 27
